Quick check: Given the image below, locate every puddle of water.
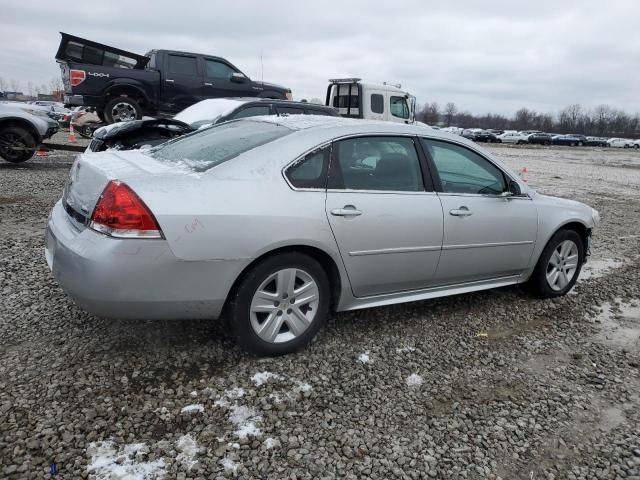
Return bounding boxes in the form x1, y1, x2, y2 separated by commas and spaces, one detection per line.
593, 299, 640, 350
579, 258, 626, 282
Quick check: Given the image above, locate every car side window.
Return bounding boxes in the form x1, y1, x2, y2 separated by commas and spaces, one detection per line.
206, 59, 237, 79
371, 94, 384, 114
331, 137, 424, 192
168, 55, 198, 76
421, 139, 506, 195
390, 96, 409, 119
229, 106, 270, 119
277, 107, 305, 115
285, 146, 330, 189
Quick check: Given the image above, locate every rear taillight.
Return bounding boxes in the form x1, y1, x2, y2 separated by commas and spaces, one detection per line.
90, 180, 162, 239
70, 69, 86, 87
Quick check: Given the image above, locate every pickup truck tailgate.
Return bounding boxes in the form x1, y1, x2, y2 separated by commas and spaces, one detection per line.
56, 32, 149, 69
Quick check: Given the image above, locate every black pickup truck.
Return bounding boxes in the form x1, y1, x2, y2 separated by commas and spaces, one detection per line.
55, 33, 292, 123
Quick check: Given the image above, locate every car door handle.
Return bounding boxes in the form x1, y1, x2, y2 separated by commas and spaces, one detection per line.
165, 79, 175, 83
204, 82, 213, 86
450, 207, 473, 217
331, 206, 362, 217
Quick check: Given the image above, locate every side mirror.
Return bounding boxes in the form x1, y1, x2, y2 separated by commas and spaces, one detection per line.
230, 72, 248, 83
506, 180, 522, 196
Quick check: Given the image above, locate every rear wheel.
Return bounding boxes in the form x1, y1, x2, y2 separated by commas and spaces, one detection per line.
104, 96, 142, 123
530, 229, 584, 298
578, 141, 584, 146
228, 252, 330, 355
0, 126, 37, 163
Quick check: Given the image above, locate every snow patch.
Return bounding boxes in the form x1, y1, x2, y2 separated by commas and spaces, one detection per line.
189, 390, 198, 397
294, 382, 313, 393
87, 440, 166, 479
181, 404, 204, 414
406, 374, 423, 387
251, 371, 283, 386
357, 352, 370, 363
229, 405, 262, 439
175, 434, 200, 471
174, 98, 247, 126
220, 457, 239, 473
396, 346, 416, 353
264, 437, 280, 449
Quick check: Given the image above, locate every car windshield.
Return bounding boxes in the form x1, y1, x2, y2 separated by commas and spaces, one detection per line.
149, 120, 292, 172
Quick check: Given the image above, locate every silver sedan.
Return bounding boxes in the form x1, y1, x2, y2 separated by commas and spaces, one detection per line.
46, 116, 599, 354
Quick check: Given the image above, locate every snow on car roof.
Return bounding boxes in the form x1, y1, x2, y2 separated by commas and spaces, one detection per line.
174, 98, 249, 125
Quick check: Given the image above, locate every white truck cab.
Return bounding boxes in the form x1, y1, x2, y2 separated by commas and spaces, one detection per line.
325, 78, 416, 124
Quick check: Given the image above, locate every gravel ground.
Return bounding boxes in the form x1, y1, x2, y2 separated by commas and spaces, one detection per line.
1, 140, 639, 479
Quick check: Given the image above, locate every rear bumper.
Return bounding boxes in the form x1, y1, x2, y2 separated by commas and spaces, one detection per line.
45, 200, 246, 320
64, 94, 103, 108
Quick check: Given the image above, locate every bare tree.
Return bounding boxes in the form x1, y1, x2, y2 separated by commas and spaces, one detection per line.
444, 102, 457, 126
9, 79, 21, 92
0, 76, 6, 91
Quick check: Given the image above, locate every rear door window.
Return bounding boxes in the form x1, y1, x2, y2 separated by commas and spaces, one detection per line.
285, 146, 330, 189
229, 105, 271, 119
168, 55, 198, 76
277, 106, 305, 115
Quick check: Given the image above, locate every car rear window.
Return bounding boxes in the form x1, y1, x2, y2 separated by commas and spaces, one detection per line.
149, 120, 292, 172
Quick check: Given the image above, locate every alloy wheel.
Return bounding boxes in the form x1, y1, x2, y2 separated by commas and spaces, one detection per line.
0, 132, 27, 162
111, 102, 137, 122
546, 240, 579, 291
249, 268, 320, 343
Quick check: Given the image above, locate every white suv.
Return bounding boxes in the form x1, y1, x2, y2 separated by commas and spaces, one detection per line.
497, 131, 529, 144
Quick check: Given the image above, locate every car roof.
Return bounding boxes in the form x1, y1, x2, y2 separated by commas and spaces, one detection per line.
243, 115, 476, 146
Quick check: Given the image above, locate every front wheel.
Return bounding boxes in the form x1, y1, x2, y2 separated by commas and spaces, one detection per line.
578, 141, 584, 146
530, 229, 584, 298
228, 252, 330, 355
104, 96, 142, 123
0, 126, 37, 163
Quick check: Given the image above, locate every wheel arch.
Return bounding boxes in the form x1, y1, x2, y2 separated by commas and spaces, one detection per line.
549, 220, 591, 259
223, 244, 344, 315
0, 118, 42, 144
104, 83, 150, 108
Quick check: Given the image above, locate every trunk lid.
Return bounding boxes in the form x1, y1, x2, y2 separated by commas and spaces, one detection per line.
62, 150, 189, 229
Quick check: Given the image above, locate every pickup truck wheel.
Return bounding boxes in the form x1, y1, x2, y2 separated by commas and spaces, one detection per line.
0, 126, 37, 163
104, 97, 142, 123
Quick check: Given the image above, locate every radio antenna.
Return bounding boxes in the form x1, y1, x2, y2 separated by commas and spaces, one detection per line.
260, 51, 264, 83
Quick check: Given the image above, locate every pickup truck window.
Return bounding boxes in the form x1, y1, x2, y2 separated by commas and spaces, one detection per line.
206, 60, 237, 79
169, 55, 198, 76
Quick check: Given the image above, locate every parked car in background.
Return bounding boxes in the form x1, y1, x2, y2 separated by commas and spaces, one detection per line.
552, 134, 588, 146
0, 103, 59, 163
86, 98, 339, 152
473, 130, 500, 143
527, 133, 553, 145
56, 32, 292, 123
633, 139, 640, 149
607, 137, 635, 148
497, 131, 529, 144
585, 137, 609, 147
46, 115, 599, 355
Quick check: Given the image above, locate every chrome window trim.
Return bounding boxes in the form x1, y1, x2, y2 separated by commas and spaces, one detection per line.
327, 188, 437, 196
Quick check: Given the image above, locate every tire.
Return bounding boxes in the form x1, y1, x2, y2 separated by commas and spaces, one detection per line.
104, 96, 142, 123
571, 142, 577, 147
578, 141, 584, 146
79, 125, 94, 139
634, 144, 639, 149
530, 229, 584, 298
228, 252, 330, 355
0, 126, 37, 163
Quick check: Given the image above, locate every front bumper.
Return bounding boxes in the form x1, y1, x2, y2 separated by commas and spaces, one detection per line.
45, 200, 245, 320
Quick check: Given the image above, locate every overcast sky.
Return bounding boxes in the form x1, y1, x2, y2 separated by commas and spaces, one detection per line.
1, 0, 639, 116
